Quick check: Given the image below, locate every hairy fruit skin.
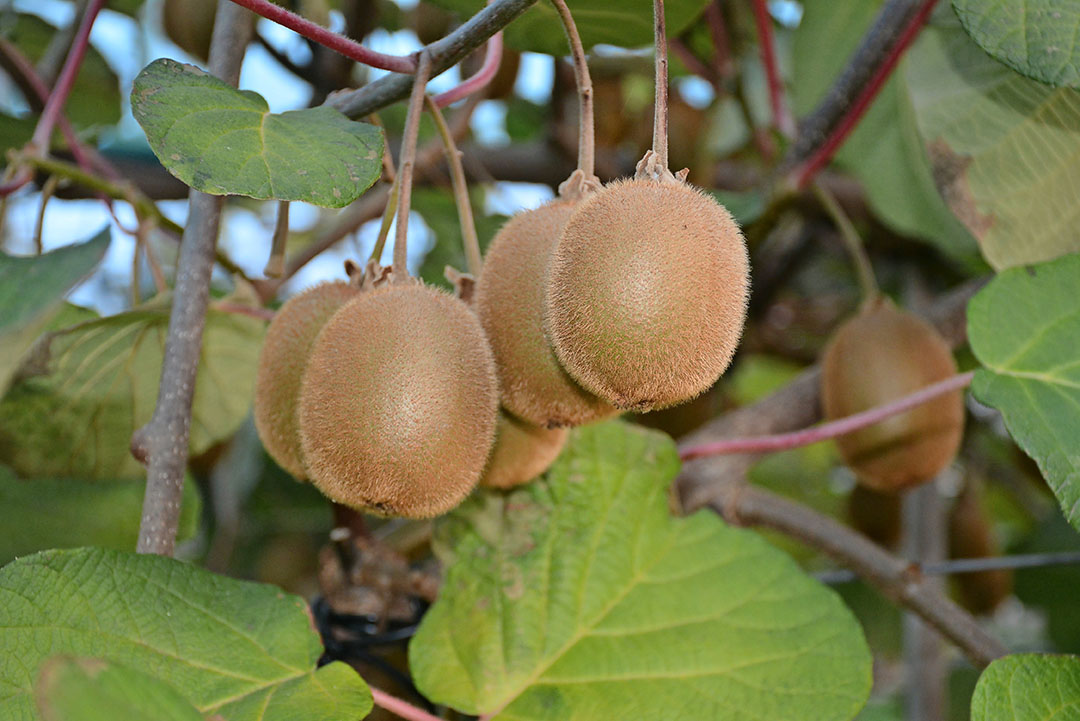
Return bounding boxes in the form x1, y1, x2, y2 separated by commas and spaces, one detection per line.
480, 412, 568, 489
254, 282, 358, 480
298, 282, 499, 518
546, 179, 749, 411
476, 201, 618, 427
821, 297, 964, 492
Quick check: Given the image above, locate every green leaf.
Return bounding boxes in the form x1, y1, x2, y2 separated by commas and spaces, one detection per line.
953, 0, 1080, 90
410, 421, 872, 720
131, 58, 383, 208
0, 14, 121, 132
968, 253, 1080, 532
0, 465, 200, 564
906, 12, 1080, 269
793, 0, 982, 270
0, 547, 373, 721
412, 186, 504, 289
429, 0, 711, 56
0, 302, 265, 480
0, 229, 109, 393
971, 654, 1080, 721
35, 657, 203, 721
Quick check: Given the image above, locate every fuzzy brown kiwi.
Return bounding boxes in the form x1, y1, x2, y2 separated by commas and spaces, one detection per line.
254, 282, 358, 480
163, 0, 219, 61
948, 479, 1012, 614
298, 282, 499, 518
480, 412, 568, 489
821, 296, 965, 492
545, 178, 749, 412
475, 201, 619, 428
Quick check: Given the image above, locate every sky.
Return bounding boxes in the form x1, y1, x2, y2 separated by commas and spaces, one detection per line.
2, 0, 801, 313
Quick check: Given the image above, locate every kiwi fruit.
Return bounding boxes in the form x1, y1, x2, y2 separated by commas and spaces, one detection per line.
475, 200, 619, 428
847, 484, 902, 548
163, 0, 218, 61
298, 281, 499, 518
481, 412, 568, 489
545, 178, 749, 412
821, 296, 964, 492
948, 479, 1012, 614
254, 282, 359, 480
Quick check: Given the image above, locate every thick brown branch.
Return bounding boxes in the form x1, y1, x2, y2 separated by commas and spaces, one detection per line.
707, 484, 1007, 667
132, 2, 254, 556
328, 0, 538, 119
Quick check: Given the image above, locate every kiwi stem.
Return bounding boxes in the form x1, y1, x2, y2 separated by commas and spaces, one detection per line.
370, 687, 444, 721
264, 201, 289, 278
651, 0, 669, 171
550, 0, 596, 181
432, 26, 503, 107
371, 178, 400, 265
812, 181, 879, 301
392, 50, 434, 279
425, 95, 483, 276
679, 371, 973, 461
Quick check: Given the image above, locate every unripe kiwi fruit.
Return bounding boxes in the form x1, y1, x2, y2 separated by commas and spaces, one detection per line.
475, 201, 618, 428
545, 178, 749, 411
163, 0, 220, 61
254, 282, 358, 480
480, 412, 568, 489
821, 296, 964, 492
298, 282, 499, 518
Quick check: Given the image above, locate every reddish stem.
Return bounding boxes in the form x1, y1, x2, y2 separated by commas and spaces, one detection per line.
433, 30, 503, 107
703, 0, 732, 81
792, 0, 938, 188
750, 0, 795, 138
226, 0, 416, 73
370, 688, 443, 721
679, 371, 973, 461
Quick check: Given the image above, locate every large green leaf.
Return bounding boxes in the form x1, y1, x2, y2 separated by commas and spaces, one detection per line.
792, 0, 982, 270
131, 58, 383, 208
0, 14, 121, 132
429, 0, 711, 55
0, 230, 109, 392
0, 547, 373, 721
906, 12, 1080, 269
953, 0, 1080, 89
968, 253, 1080, 532
0, 465, 200, 564
971, 654, 1080, 721
35, 657, 203, 721
410, 421, 872, 720
0, 301, 265, 480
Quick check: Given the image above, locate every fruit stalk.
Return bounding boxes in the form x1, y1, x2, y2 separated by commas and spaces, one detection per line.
812, 181, 878, 299
750, 0, 795, 139
550, 0, 596, 180
370, 687, 445, 721
392, 50, 434, 279
679, 371, 973, 460
432, 28, 503, 107
264, 201, 290, 278
651, 0, 669, 170
425, 95, 483, 276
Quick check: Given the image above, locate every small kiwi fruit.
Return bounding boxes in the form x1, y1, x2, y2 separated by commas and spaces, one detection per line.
545, 178, 749, 412
254, 282, 359, 480
475, 200, 619, 428
163, 0, 219, 61
298, 281, 499, 518
480, 412, 568, 489
948, 479, 1012, 615
847, 484, 903, 548
821, 296, 964, 492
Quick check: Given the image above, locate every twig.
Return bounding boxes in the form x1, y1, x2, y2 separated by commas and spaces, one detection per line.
264, 201, 289, 277
33, 176, 59, 255
133, 1, 254, 556
225, 0, 415, 73
817, 551, 1080, 584
329, 0, 538, 119
651, 0, 669, 169
707, 484, 1008, 667
254, 30, 311, 81
550, 0, 595, 180
425, 96, 482, 276
703, 0, 732, 82
370, 687, 444, 721
750, 0, 795, 138
392, 51, 433, 278
812, 181, 878, 300
781, 0, 938, 188
433, 27, 503, 107
679, 372, 973, 461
